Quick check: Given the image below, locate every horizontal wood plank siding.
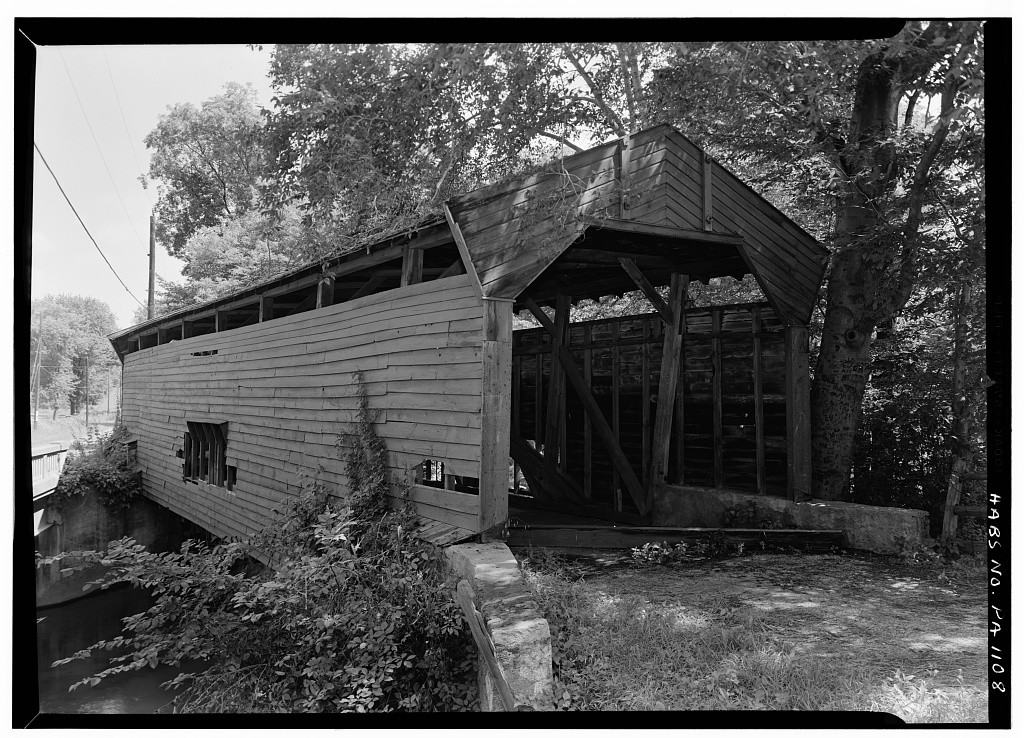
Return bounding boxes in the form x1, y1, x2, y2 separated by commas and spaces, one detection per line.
450, 128, 670, 300
121, 275, 484, 540
663, 130, 827, 324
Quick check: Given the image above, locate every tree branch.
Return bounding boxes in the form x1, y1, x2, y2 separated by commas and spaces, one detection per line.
537, 130, 584, 153
561, 46, 627, 136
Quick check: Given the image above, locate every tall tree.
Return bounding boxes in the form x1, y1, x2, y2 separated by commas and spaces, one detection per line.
31, 295, 119, 419
650, 23, 984, 499
142, 82, 267, 259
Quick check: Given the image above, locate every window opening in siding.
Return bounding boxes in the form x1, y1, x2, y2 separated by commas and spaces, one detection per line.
191, 349, 219, 357
183, 421, 229, 487
416, 458, 479, 495
139, 332, 158, 349
270, 283, 319, 318
190, 315, 217, 337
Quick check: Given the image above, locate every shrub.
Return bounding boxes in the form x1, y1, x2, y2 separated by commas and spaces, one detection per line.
53, 380, 477, 712
52, 424, 141, 511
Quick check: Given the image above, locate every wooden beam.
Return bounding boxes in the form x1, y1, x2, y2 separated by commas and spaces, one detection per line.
443, 204, 483, 296
350, 274, 387, 300
439, 258, 465, 278
578, 215, 743, 246
522, 297, 648, 516
712, 308, 723, 488
258, 295, 273, 323
543, 294, 570, 472
400, 245, 424, 287
785, 324, 812, 501
618, 258, 673, 325
752, 307, 766, 495
560, 249, 674, 270
317, 273, 335, 308
670, 302, 688, 485
612, 342, 621, 511
702, 152, 714, 231
479, 298, 512, 531
505, 525, 844, 553
641, 324, 651, 487
649, 274, 687, 498
510, 436, 586, 506
583, 325, 593, 499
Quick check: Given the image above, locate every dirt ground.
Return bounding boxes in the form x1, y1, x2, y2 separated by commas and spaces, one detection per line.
581, 552, 987, 691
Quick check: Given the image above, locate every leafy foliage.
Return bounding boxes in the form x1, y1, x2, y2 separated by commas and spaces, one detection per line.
52, 424, 141, 512
52, 380, 476, 713
31, 295, 119, 418
141, 35, 987, 510
143, 82, 268, 259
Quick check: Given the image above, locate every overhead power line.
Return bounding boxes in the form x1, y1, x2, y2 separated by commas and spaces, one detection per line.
33, 141, 147, 308
58, 49, 148, 247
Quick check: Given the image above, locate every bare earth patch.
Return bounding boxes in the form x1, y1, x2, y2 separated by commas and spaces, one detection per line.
522, 550, 987, 722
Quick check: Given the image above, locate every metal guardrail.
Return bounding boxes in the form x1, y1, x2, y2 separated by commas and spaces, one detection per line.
32, 445, 68, 498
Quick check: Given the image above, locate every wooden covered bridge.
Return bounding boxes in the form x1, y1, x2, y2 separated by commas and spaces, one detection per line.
110, 124, 828, 546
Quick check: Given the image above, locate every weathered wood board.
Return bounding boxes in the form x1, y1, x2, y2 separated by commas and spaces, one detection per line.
121, 276, 486, 542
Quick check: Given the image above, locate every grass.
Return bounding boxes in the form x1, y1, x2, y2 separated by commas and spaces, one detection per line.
522, 551, 987, 721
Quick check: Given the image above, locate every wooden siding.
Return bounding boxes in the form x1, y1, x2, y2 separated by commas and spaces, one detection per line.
512, 303, 789, 507
448, 127, 672, 300
663, 130, 829, 325
448, 124, 826, 323
121, 275, 485, 542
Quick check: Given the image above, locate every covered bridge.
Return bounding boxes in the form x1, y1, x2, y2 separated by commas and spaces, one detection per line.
110, 123, 828, 545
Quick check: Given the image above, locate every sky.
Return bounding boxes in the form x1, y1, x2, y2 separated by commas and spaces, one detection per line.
31, 44, 277, 330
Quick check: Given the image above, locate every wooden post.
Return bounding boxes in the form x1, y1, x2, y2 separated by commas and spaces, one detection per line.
400, 245, 424, 287
479, 298, 513, 532
612, 341, 621, 511
214, 310, 222, 333
670, 298, 689, 484
583, 325, 593, 499
84, 354, 89, 429
940, 457, 967, 545
752, 307, 766, 495
543, 294, 570, 472
523, 298, 647, 515
258, 295, 273, 322
317, 273, 335, 308
641, 325, 650, 487
649, 274, 687, 497
534, 353, 543, 444
711, 309, 723, 488
617, 258, 673, 325
701, 153, 714, 232
785, 324, 812, 501
148, 214, 156, 320
32, 312, 42, 426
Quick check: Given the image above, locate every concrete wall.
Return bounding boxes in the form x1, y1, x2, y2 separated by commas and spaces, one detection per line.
445, 542, 554, 711
652, 483, 929, 555
35, 486, 200, 607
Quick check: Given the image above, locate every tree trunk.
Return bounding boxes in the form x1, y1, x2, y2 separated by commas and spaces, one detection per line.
811, 52, 897, 500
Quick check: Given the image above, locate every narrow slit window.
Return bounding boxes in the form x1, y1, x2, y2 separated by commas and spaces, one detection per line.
183, 421, 229, 487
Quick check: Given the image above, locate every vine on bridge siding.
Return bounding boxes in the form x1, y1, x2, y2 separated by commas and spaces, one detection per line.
52, 377, 477, 713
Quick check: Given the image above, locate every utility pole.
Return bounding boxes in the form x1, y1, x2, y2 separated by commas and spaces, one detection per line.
84, 354, 90, 429
32, 313, 43, 427
148, 213, 156, 320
